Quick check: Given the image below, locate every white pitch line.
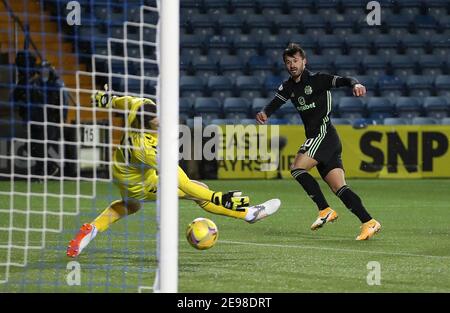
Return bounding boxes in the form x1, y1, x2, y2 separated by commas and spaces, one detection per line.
219, 240, 450, 260
6, 239, 450, 260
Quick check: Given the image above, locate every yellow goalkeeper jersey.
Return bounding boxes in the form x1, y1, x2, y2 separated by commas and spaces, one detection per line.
108, 95, 216, 203
109, 96, 159, 200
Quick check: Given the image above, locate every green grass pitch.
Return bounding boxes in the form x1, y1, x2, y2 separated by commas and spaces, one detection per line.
1, 179, 449, 292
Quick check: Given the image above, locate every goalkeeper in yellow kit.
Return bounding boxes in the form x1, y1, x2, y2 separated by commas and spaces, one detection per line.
67, 90, 280, 257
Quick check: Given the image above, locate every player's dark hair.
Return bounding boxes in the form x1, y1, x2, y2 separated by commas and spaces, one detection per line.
135, 101, 157, 128
283, 43, 306, 62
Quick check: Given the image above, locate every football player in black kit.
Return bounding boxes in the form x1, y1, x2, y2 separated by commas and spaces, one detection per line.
256, 43, 381, 240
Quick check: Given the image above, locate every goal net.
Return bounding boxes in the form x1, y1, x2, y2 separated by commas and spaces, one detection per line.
0, 0, 176, 292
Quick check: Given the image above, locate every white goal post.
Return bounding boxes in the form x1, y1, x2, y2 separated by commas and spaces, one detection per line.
158, 0, 179, 293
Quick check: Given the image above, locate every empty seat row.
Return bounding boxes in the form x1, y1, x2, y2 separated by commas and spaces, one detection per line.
183, 116, 450, 126
335, 96, 450, 119
179, 96, 450, 124
180, 74, 450, 101
182, 12, 450, 36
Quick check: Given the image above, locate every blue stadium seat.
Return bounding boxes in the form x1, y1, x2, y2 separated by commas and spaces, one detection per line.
429, 34, 450, 56
263, 75, 285, 95
389, 55, 417, 78
230, 0, 255, 10
143, 62, 159, 78
414, 14, 438, 29
334, 55, 360, 77
223, 97, 251, 119
340, 0, 367, 8
207, 75, 234, 102
194, 97, 222, 124
144, 80, 157, 95
301, 14, 327, 32
307, 55, 332, 73
188, 14, 216, 36
411, 117, 439, 125
111, 59, 126, 74
277, 104, 302, 124
218, 14, 244, 36
219, 55, 245, 78
252, 98, 270, 115
271, 14, 298, 36
180, 76, 205, 99
384, 14, 412, 28
418, 55, 445, 76
191, 55, 219, 78
354, 75, 377, 97
406, 75, 434, 98
351, 118, 383, 128
338, 97, 366, 119
331, 118, 352, 125
126, 78, 143, 94
93, 42, 108, 56
247, 55, 275, 77
235, 75, 263, 99
286, 0, 314, 9
363, 55, 388, 76
180, 53, 192, 75
378, 75, 405, 100
207, 35, 232, 57
373, 34, 400, 57
260, 1, 284, 16
435, 75, 450, 97
438, 15, 450, 32
244, 14, 272, 36
232, 34, 262, 59
400, 34, 427, 56
330, 90, 348, 109
210, 118, 238, 125
383, 117, 410, 125
239, 119, 258, 125
289, 34, 317, 51
395, 97, 422, 118
317, 35, 344, 57
344, 34, 371, 57
327, 13, 355, 30
262, 34, 290, 59
112, 76, 125, 92
181, 34, 207, 56
267, 118, 289, 125
423, 97, 449, 118
179, 97, 193, 121
110, 26, 125, 39
367, 97, 395, 119
441, 117, 450, 125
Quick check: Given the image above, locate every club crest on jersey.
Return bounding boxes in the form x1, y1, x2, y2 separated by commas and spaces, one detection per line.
305, 85, 313, 95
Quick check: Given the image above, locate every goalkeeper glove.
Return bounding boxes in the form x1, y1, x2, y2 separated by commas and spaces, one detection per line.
211, 191, 250, 211
92, 84, 113, 108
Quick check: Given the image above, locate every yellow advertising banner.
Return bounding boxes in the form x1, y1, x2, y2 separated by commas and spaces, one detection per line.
217, 125, 450, 179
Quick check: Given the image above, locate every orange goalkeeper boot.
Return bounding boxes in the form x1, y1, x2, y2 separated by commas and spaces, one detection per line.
66, 223, 98, 257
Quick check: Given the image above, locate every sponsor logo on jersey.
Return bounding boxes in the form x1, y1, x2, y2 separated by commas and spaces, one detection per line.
297, 96, 316, 111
